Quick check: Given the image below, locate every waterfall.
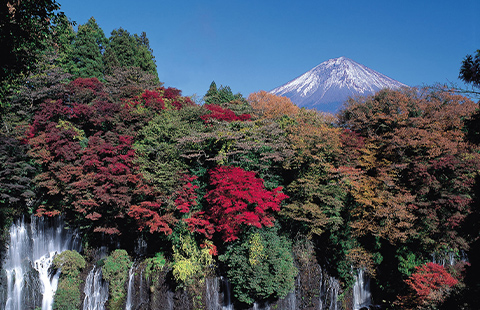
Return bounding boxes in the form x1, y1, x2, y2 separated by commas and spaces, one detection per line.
206, 277, 220, 310
1, 216, 81, 310
352, 269, 371, 310
318, 268, 341, 310
252, 302, 269, 310
221, 277, 234, 310
205, 277, 235, 310
125, 264, 135, 310
282, 292, 296, 310
82, 266, 108, 310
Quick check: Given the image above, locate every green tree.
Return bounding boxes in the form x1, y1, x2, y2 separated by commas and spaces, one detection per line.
219, 226, 297, 305
104, 28, 157, 77
0, 0, 61, 109
102, 249, 132, 310
134, 32, 157, 75
203, 81, 245, 106
68, 17, 108, 79
460, 49, 480, 88
52, 250, 86, 310
49, 13, 76, 70
135, 105, 205, 195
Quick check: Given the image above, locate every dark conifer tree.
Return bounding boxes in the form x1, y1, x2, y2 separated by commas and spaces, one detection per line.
68, 17, 108, 79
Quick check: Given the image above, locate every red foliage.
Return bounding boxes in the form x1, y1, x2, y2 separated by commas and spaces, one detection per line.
200, 166, 287, 241
141, 89, 165, 111
174, 175, 199, 213
200, 104, 251, 123
405, 262, 458, 300
184, 212, 215, 239
163, 87, 181, 99
67, 77, 104, 93
128, 202, 175, 234
66, 78, 105, 103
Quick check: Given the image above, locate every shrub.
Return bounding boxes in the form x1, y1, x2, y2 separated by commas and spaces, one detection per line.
52, 250, 86, 310
102, 249, 132, 310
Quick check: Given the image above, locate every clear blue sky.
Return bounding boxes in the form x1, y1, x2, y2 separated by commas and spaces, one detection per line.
59, 0, 479, 98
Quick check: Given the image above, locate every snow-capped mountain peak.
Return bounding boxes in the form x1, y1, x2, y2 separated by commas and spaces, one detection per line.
270, 57, 407, 113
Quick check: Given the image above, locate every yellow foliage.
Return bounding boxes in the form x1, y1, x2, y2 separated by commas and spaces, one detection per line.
172, 234, 214, 286
248, 233, 265, 266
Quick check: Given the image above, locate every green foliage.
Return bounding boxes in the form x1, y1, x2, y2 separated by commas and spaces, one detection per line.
52, 250, 86, 310
102, 249, 132, 310
0, 0, 60, 105
67, 17, 108, 79
53, 277, 82, 310
53, 250, 86, 277
219, 226, 297, 305
203, 81, 246, 106
460, 49, 480, 88
135, 105, 205, 194
144, 252, 167, 280
0, 134, 36, 221
397, 250, 427, 277
171, 233, 214, 309
104, 28, 157, 77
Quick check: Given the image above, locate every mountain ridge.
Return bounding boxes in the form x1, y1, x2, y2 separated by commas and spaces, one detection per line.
270, 57, 407, 113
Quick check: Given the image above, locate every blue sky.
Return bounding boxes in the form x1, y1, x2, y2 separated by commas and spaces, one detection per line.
59, 0, 479, 98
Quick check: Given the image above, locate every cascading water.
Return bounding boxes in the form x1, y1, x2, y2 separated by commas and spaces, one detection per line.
1, 216, 81, 310
125, 264, 135, 310
352, 269, 371, 310
206, 277, 220, 310
82, 266, 109, 310
221, 277, 234, 310
318, 267, 341, 310
205, 277, 234, 310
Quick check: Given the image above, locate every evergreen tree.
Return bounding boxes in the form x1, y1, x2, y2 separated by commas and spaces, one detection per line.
134, 32, 157, 75
460, 49, 480, 88
203, 81, 218, 104
104, 28, 157, 77
104, 28, 137, 72
50, 13, 76, 70
0, 0, 60, 106
203, 81, 246, 105
68, 17, 108, 79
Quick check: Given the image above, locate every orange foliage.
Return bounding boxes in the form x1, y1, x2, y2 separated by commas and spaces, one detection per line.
247, 90, 299, 119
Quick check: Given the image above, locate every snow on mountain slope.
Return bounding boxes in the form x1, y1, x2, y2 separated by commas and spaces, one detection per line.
270, 57, 407, 113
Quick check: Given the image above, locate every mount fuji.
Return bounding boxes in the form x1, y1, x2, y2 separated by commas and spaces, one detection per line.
270, 57, 407, 113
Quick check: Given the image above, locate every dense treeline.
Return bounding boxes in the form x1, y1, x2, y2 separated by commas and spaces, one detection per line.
1, 2, 480, 309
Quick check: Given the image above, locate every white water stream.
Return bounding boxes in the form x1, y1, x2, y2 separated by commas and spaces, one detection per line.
1, 216, 81, 310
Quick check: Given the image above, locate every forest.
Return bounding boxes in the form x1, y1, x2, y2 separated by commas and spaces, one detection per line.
1, 1, 480, 310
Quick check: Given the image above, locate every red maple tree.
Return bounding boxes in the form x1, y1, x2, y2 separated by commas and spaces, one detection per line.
191, 166, 287, 242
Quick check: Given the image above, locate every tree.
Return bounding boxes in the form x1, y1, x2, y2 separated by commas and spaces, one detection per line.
104, 28, 157, 77
397, 262, 458, 308
247, 90, 299, 120
0, 0, 60, 82
460, 49, 480, 88
281, 109, 346, 237
219, 226, 297, 305
0, 134, 36, 232
338, 88, 480, 275
68, 17, 108, 79
203, 82, 245, 106
192, 165, 288, 242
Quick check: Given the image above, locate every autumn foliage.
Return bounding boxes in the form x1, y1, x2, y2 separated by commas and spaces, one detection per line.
247, 90, 299, 119
192, 166, 288, 242
200, 104, 251, 123
2, 36, 480, 309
